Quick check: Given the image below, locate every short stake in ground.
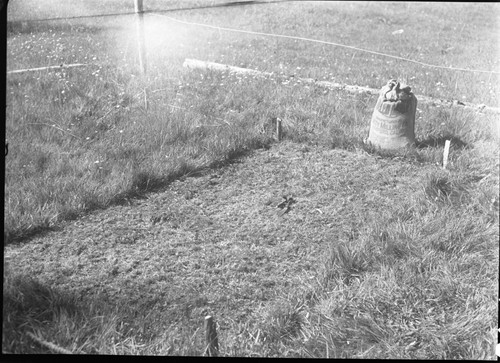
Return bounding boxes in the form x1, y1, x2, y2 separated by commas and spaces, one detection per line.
442, 139, 451, 169
204, 315, 219, 357
276, 117, 283, 141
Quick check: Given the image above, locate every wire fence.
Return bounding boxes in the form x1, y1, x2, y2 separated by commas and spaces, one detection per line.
151, 13, 500, 76
7, 1, 499, 75
6, 0, 500, 113
6, 1, 286, 23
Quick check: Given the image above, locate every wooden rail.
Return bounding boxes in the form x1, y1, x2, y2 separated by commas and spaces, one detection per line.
7, 63, 89, 74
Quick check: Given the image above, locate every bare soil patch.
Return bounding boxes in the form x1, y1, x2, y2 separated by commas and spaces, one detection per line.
4, 141, 437, 344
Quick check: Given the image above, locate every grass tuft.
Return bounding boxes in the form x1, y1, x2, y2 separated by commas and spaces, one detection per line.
321, 241, 372, 286
259, 300, 305, 343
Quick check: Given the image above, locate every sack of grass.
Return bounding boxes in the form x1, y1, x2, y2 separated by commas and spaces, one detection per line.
367, 79, 417, 150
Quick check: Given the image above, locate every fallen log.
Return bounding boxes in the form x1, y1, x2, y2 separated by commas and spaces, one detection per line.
183, 58, 272, 77
183, 58, 500, 115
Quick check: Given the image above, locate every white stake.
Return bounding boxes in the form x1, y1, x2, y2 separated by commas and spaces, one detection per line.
442, 139, 451, 169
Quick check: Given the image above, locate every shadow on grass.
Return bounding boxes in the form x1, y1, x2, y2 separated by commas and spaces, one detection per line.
360, 140, 425, 162
147, 0, 291, 14
360, 134, 469, 163
112, 143, 268, 202
416, 135, 468, 149
111, 135, 272, 196
2, 273, 83, 354
7, 20, 106, 35
3, 269, 209, 354
5, 140, 272, 246
4, 225, 63, 248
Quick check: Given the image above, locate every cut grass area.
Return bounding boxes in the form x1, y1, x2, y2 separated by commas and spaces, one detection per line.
4, 142, 498, 357
4, 0, 499, 358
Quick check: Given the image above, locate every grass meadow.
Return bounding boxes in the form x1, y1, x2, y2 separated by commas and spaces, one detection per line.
4, 0, 499, 358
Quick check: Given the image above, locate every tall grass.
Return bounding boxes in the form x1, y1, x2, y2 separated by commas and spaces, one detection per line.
308, 189, 498, 359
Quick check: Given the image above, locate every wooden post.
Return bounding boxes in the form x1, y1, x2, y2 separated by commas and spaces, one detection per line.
276, 117, 283, 141
134, 0, 148, 110
134, 0, 143, 13
204, 316, 219, 357
135, 0, 146, 74
442, 139, 451, 169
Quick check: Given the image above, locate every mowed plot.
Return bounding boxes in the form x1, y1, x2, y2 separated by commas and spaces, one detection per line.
4, 141, 498, 357
5, 142, 425, 308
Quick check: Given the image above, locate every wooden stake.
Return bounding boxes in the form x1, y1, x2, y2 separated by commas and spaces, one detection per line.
135, 0, 146, 74
442, 139, 451, 169
134, 0, 143, 13
204, 316, 219, 357
143, 87, 149, 111
276, 117, 283, 141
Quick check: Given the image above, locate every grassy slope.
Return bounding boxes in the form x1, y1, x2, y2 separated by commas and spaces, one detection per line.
4, 0, 499, 358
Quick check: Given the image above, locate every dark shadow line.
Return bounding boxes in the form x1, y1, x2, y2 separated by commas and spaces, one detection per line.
4, 140, 271, 246
416, 135, 468, 149
8, 1, 292, 24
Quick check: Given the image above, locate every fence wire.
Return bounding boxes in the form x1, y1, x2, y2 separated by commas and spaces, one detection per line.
7, 3, 500, 78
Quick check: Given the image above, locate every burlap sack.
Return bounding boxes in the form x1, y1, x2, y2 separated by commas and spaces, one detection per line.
367, 79, 417, 150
